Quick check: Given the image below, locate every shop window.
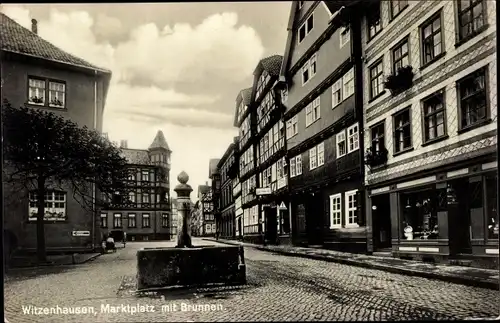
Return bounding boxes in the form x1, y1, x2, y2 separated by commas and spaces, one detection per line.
486, 174, 498, 240
401, 188, 439, 240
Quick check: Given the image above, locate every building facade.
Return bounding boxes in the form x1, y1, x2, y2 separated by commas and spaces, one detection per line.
100, 131, 172, 241
197, 183, 215, 237
278, 1, 367, 251
1, 15, 112, 254
361, 0, 498, 266
216, 139, 238, 239
170, 198, 178, 239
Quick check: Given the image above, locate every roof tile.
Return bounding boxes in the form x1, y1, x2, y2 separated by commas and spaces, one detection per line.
120, 148, 151, 165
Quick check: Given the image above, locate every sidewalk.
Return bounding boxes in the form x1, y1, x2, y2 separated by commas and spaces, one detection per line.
203, 238, 499, 291
7, 252, 101, 269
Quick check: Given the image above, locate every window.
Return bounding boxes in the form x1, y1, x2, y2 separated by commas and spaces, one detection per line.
100, 213, 107, 228
329, 194, 342, 229
336, 131, 346, 158
290, 155, 302, 177
28, 191, 67, 221
421, 13, 443, 66
457, 67, 488, 129
367, 3, 382, 40
340, 26, 350, 47
286, 115, 298, 138
128, 214, 136, 228
486, 174, 498, 240
317, 142, 325, 167
162, 213, 169, 228
28, 78, 66, 108
369, 60, 384, 99
113, 213, 122, 228
422, 90, 446, 142
48, 82, 66, 108
305, 97, 320, 127
302, 54, 317, 85
345, 190, 358, 226
401, 189, 439, 240
393, 107, 412, 153
298, 14, 314, 43
370, 122, 385, 152
141, 170, 149, 181
392, 38, 409, 72
347, 123, 359, 153
309, 146, 317, 170
142, 193, 150, 204
142, 214, 151, 228
457, 0, 486, 41
332, 79, 342, 107
281, 88, 288, 104
343, 68, 355, 99
128, 171, 136, 181
390, 0, 408, 19
128, 192, 136, 203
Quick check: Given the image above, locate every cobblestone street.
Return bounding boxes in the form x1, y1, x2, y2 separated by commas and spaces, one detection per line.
4, 239, 499, 322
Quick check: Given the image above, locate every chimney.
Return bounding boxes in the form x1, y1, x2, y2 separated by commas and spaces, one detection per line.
31, 19, 38, 34
120, 140, 128, 148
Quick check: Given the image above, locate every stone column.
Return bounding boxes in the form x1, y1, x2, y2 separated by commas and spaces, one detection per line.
174, 171, 193, 248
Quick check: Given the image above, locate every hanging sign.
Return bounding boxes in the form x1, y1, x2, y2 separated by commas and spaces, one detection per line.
278, 202, 287, 210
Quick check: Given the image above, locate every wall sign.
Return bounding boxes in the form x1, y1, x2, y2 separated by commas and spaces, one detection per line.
72, 231, 90, 237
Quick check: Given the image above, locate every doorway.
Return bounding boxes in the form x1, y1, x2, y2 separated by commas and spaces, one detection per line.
306, 194, 324, 246
448, 177, 473, 255
264, 207, 278, 244
238, 218, 242, 240
371, 194, 392, 251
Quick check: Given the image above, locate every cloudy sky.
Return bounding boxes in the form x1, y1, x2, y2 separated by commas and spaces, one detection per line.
1, 2, 291, 197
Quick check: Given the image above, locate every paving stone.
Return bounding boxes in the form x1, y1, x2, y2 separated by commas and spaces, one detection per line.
4, 239, 499, 322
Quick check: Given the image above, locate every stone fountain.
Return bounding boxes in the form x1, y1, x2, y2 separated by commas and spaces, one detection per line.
136, 171, 246, 291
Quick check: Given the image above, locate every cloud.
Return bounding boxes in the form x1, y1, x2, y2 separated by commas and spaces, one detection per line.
1, 4, 262, 194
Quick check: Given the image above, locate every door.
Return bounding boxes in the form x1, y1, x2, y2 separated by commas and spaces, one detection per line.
306, 194, 323, 246
372, 194, 392, 250
264, 207, 278, 244
238, 218, 242, 238
448, 177, 472, 255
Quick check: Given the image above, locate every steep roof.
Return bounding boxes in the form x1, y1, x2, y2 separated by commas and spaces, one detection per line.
149, 130, 170, 151
208, 158, 220, 178
233, 87, 253, 127
256, 54, 283, 76
0, 13, 111, 73
120, 148, 151, 165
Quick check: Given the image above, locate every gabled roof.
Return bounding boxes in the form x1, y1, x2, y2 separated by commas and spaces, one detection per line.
255, 54, 283, 77
233, 87, 253, 127
121, 148, 151, 165
280, 1, 350, 82
0, 13, 111, 74
149, 130, 170, 151
217, 142, 235, 168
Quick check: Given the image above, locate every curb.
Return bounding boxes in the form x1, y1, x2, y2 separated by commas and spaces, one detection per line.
203, 239, 499, 291
6, 253, 101, 270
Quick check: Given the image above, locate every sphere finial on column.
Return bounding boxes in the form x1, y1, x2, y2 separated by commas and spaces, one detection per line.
177, 171, 189, 184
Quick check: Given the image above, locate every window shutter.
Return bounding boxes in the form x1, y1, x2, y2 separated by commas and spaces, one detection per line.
356, 190, 365, 226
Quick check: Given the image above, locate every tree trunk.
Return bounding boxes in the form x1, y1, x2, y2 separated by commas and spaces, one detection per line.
36, 177, 47, 263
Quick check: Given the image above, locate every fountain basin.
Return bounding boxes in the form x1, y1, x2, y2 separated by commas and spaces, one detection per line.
136, 245, 246, 290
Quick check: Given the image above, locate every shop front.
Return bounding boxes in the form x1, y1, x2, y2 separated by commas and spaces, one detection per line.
259, 190, 291, 245
367, 161, 498, 268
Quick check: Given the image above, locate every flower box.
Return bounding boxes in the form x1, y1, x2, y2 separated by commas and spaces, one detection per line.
383, 65, 414, 95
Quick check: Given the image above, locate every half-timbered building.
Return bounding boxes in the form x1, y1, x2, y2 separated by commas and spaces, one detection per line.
216, 139, 238, 239
277, 1, 368, 251
100, 130, 172, 241
361, 0, 498, 267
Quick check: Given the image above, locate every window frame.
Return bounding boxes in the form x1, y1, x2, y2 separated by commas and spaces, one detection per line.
370, 121, 386, 153
142, 213, 151, 228
367, 3, 382, 41
332, 78, 342, 108
342, 68, 355, 100
317, 142, 325, 167
390, 0, 409, 20
113, 213, 122, 228
339, 26, 350, 48
309, 146, 318, 170
345, 190, 359, 227
28, 191, 67, 222
369, 59, 384, 99
420, 11, 444, 67
298, 13, 314, 44
100, 213, 108, 228
456, 66, 490, 132
456, 0, 487, 43
329, 193, 342, 229
296, 155, 303, 175
27, 76, 67, 109
162, 213, 169, 228
392, 107, 413, 154
128, 213, 137, 228
347, 123, 360, 154
391, 36, 410, 73
336, 130, 347, 158
421, 89, 447, 144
